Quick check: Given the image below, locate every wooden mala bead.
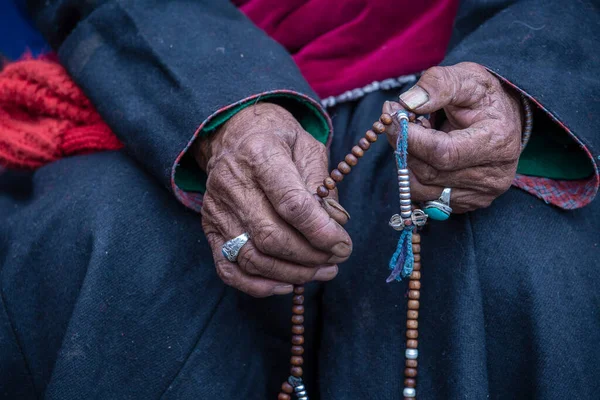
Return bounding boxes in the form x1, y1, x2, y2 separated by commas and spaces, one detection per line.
291, 356, 304, 366
351, 145, 364, 158
345, 154, 358, 166
316, 185, 329, 198
372, 121, 386, 134
291, 325, 304, 334
338, 161, 352, 174
292, 305, 304, 315
324, 177, 336, 190
282, 382, 294, 394
291, 346, 304, 355
331, 169, 344, 182
380, 113, 393, 125
358, 138, 370, 150
365, 130, 378, 142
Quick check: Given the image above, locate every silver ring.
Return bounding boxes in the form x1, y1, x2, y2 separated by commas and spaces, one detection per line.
423, 188, 453, 221
221, 233, 250, 262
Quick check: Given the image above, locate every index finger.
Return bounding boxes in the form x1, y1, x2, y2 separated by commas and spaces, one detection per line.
407, 121, 496, 171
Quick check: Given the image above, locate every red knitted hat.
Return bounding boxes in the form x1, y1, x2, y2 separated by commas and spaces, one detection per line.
0, 55, 122, 170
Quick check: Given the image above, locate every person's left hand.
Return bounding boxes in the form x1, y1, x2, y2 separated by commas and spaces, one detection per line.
383, 62, 523, 213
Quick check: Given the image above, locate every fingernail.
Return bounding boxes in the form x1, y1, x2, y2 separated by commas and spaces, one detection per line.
314, 265, 338, 281
331, 242, 352, 258
399, 85, 429, 110
272, 285, 294, 295
324, 198, 351, 220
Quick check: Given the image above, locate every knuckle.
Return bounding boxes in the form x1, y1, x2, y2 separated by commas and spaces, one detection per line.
314, 141, 328, 160
423, 66, 447, 83
432, 140, 459, 170
253, 225, 282, 255
457, 61, 486, 75
279, 190, 314, 223
237, 246, 260, 275
416, 164, 439, 183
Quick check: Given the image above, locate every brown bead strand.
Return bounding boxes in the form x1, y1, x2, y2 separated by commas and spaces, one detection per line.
315, 113, 392, 199
281, 113, 416, 399
278, 286, 306, 400
403, 232, 421, 399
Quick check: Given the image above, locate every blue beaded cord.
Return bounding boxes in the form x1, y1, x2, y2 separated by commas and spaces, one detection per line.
387, 111, 414, 282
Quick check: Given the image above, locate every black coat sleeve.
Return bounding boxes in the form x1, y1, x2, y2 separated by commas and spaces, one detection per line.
442, 0, 599, 208
21, 0, 331, 210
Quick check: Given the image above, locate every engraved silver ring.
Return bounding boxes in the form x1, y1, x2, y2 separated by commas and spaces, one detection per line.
221, 232, 250, 263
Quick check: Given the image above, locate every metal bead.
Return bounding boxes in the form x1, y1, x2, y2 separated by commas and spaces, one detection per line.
400, 199, 412, 206
403, 388, 416, 397
399, 187, 410, 193
406, 349, 418, 359
295, 385, 305, 392
298, 397, 309, 400
400, 193, 411, 199
398, 168, 409, 175
400, 205, 412, 211
296, 390, 307, 397
398, 175, 410, 182
401, 211, 412, 218
398, 181, 410, 187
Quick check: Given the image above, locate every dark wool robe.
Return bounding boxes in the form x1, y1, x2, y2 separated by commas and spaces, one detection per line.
1, 0, 598, 399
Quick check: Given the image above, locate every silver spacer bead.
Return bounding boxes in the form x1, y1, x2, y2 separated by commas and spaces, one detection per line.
405, 348, 418, 359
401, 211, 412, 219
399, 186, 410, 193
398, 181, 410, 187
398, 168, 409, 175
400, 199, 412, 206
398, 174, 410, 181
294, 385, 305, 392
403, 388, 416, 397
296, 390, 307, 397
399, 193, 411, 199
298, 397, 309, 400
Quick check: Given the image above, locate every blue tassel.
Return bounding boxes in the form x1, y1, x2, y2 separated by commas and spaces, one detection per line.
386, 226, 414, 282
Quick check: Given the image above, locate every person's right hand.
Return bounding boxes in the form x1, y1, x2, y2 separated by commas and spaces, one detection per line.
193, 103, 352, 297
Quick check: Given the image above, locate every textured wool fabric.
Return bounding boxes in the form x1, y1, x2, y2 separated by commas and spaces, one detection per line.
1, 87, 598, 400
0, 57, 122, 169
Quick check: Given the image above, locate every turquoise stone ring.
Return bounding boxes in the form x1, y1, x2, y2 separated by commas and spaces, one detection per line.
423, 188, 452, 221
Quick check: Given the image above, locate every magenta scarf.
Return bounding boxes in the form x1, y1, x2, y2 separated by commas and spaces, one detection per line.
234, 0, 459, 98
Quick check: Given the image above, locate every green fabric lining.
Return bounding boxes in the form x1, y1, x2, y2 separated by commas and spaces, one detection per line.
174, 94, 329, 193
517, 132, 593, 179
516, 106, 594, 180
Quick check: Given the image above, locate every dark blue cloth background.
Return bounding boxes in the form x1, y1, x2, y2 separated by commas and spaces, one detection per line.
0, 1, 47, 59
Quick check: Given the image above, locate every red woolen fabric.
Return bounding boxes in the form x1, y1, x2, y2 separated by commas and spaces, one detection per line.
0, 57, 122, 170
236, 0, 460, 98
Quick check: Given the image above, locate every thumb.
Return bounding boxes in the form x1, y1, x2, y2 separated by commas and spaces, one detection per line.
399, 62, 496, 114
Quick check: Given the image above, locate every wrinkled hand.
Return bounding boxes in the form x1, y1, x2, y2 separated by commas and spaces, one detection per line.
384, 62, 523, 213
194, 103, 352, 297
